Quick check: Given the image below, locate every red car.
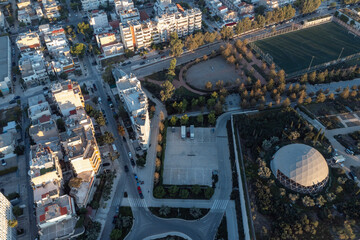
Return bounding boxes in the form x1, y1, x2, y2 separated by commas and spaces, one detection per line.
137, 186, 142, 194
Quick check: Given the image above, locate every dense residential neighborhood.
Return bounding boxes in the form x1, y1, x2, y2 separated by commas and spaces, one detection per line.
0, 0, 360, 239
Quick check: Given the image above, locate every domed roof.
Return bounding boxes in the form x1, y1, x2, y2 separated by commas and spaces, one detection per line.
270, 144, 329, 187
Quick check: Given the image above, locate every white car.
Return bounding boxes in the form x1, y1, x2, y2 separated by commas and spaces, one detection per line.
1, 159, 6, 166
128, 152, 132, 158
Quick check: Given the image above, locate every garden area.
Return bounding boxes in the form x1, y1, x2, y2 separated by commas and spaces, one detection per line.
233, 107, 360, 239
110, 207, 133, 240
89, 171, 116, 209
335, 131, 360, 155
149, 206, 209, 220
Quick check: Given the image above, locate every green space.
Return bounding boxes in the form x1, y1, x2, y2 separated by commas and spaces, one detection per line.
254, 22, 360, 73
149, 206, 209, 220
234, 107, 360, 239
335, 131, 360, 155
0, 167, 18, 176
111, 207, 133, 240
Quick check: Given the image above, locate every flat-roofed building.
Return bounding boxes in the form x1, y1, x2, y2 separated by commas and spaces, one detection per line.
16, 32, 41, 52
0, 36, 11, 95
113, 68, 150, 149
89, 10, 109, 30
0, 192, 16, 240
19, 51, 48, 86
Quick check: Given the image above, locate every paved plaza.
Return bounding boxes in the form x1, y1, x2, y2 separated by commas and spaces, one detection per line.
163, 127, 218, 186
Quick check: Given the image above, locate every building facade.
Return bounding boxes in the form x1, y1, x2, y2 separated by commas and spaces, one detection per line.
0, 192, 16, 240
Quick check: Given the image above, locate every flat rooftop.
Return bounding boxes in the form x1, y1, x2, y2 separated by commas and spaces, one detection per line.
0, 36, 9, 83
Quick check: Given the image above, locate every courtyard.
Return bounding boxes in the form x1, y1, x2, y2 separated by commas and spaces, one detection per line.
185, 56, 240, 90
163, 127, 218, 186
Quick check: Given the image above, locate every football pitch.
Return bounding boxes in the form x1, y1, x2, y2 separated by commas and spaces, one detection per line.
254, 22, 360, 74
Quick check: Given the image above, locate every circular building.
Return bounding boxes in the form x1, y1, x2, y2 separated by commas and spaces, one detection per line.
270, 144, 329, 194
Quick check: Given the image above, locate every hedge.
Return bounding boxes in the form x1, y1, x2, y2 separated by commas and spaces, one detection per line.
0, 166, 18, 176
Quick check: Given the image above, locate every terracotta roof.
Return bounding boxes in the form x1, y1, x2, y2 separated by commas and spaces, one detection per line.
39, 214, 45, 222
60, 207, 67, 215
218, 6, 227, 11
139, 10, 149, 21
39, 115, 51, 123
69, 109, 77, 115
109, 20, 120, 30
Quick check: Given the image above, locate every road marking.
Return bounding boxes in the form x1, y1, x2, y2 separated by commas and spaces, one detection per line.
211, 199, 229, 210
128, 197, 148, 209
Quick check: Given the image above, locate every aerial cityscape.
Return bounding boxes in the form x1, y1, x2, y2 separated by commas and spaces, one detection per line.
0, 0, 359, 239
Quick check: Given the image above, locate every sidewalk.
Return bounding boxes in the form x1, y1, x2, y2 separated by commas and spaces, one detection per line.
95, 159, 122, 239
226, 200, 239, 240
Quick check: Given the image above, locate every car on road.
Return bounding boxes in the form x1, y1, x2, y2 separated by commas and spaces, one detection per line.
112, 215, 118, 224
131, 158, 136, 167
14, 96, 20, 100
139, 193, 144, 199
93, 83, 97, 91
134, 174, 138, 181
140, 61, 145, 65
137, 186, 142, 194
102, 162, 110, 167
161, 55, 166, 58
1, 159, 6, 166
43, 87, 49, 91
349, 171, 358, 181
128, 152, 132, 158
345, 148, 354, 155
9, 99, 16, 104
116, 205, 119, 214
124, 165, 129, 172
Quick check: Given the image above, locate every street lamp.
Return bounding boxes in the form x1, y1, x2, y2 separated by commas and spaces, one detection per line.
308, 56, 315, 71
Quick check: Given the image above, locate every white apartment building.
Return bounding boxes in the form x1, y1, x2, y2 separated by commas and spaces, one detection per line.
36, 195, 78, 239
0, 11, 5, 29
42, 0, 61, 19
16, 32, 41, 52
18, 8, 31, 24
119, 8, 140, 23
120, 8, 201, 50
115, 0, 135, 15
51, 80, 84, 117
95, 32, 124, 59
259, 0, 295, 8
81, 0, 108, 11
89, 10, 109, 30
113, 69, 150, 150
154, 0, 178, 15
0, 192, 16, 240
17, 0, 31, 9
19, 51, 48, 86
44, 27, 75, 74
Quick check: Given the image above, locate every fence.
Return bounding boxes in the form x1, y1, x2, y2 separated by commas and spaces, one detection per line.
333, 16, 360, 37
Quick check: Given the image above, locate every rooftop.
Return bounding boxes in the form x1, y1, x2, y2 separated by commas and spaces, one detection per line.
28, 94, 46, 107
0, 36, 9, 83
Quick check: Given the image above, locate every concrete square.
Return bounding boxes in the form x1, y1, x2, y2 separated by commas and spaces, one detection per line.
163, 127, 218, 186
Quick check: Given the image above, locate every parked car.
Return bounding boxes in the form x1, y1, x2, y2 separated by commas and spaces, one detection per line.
43, 87, 49, 91
345, 148, 354, 155
9, 99, 16, 104
140, 61, 145, 65
102, 162, 110, 167
116, 206, 119, 214
137, 186, 142, 194
1, 159, 6, 166
349, 171, 358, 181
128, 152, 132, 158
14, 96, 20, 100
112, 215, 118, 224
139, 193, 144, 199
131, 158, 136, 167
124, 165, 129, 173
93, 83, 97, 91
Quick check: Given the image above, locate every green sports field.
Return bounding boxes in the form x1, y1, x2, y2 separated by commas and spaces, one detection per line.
254, 22, 360, 74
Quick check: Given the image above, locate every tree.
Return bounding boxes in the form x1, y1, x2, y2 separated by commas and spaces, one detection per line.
297, 0, 321, 14
110, 229, 122, 240
208, 112, 216, 125
189, 207, 202, 218
220, 26, 234, 40
159, 111, 165, 121
316, 195, 327, 207
191, 185, 201, 195
102, 131, 115, 144
160, 81, 175, 102
168, 185, 179, 197
302, 196, 315, 207
159, 205, 170, 216
204, 187, 214, 199
8, 219, 17, 228
282, 98, 291, 107
196, 114, 203, 125
340, 87, 350, 99
154, 186, 166, 198
14, 145, 25, 155
12, 66, 20, 75
316, 93, 326, 103
180, 114, 189, 125
170, 32, 184, 57
170, 116, 178, 126
12, 206, 23, 217
167, 58, 177, 80
179, 189, 189, 199
59, 72, 68, 80
118, 125, 125, 136
205, 81, 212, 90
71, 43, 86, 57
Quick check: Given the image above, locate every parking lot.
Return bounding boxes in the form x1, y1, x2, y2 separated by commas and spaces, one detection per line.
163, 127, 218, 186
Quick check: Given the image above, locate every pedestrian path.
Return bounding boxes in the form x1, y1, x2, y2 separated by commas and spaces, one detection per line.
128, 197, 148, 209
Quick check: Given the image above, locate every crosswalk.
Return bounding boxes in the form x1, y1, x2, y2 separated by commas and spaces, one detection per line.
128, 197, 148, 209
211, 199, 229, 211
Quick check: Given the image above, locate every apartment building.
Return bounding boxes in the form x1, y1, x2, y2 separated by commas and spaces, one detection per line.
18, 7, 32, 24
95, 32, 124, 59
36, 195, 79, 239
237, 2, 254, 16
81, 0, 108, 11
113, 68, 150, 149
89, 10, 109, 30
44, 27, 75, 74
42, 0, 60, 19
120, 8, 201, 50
19, 51, 48, 86
0, 36, 11, 95
259, 0, 295, 9
0, 130, 17, 159
0, 192, 16, 240
154, 0, 178, 15
34, 4, 44, 19
16, 32, 41, 52
119, 8, 140, 23
115, 0, 135, 14
17, 0, 31, 9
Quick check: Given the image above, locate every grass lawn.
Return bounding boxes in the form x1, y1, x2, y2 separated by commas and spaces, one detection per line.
149, 207, 209, 220
254, 22, 360, 73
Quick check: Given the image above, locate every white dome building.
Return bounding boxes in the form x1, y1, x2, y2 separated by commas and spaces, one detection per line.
270, 144, 329, 194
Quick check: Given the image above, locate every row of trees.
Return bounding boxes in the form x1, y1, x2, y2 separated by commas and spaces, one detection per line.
294, 0, 322, 14
153, 185, 214, 199
298, 66, 360, 84
184, 31, 221, 51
